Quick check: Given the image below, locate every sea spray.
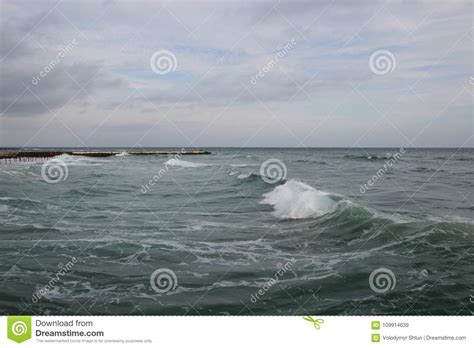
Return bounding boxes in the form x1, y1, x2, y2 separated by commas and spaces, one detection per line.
164, 159, 209, 168
260, 180, 338, 219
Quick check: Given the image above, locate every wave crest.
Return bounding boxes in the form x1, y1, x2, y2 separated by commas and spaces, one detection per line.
260, 179, 338, 219
164, 159, 209, 168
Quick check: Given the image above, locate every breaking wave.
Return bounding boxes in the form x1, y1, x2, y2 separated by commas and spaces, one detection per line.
164, 159, 210, 168
260, 179, 338, 219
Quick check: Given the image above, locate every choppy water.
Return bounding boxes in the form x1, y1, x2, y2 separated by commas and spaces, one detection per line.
0, 148, 473, 315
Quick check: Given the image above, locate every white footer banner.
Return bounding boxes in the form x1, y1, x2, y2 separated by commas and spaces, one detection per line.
1, 316, 472, 347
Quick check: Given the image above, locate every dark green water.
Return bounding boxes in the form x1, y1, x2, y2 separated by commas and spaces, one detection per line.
0, 148, 472, 315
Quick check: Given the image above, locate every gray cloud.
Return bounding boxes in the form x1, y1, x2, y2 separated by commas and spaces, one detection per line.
0, 0, 472, 147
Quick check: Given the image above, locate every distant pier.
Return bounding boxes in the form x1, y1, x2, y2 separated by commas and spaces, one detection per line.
0, 149, 210, 162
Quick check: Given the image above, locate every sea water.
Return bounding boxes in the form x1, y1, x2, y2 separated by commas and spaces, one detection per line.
0, 148, 472, 314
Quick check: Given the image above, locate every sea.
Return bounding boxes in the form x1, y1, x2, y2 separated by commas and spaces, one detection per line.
0, 147, 472, 315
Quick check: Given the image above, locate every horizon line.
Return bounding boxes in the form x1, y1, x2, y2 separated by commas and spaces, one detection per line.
1, 146, 473, 149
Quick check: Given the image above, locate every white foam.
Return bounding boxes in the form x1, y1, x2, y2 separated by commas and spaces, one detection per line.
115, 151, 129, 157
49, 154, 105, 166
231, 164, 252, 167
53, 154, 78, 161
164, 159, 209, 168
260, 179, 338, 219
237, 173, 251, 179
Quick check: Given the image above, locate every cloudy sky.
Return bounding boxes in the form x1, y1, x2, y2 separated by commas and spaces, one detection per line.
0, 0, 472, 148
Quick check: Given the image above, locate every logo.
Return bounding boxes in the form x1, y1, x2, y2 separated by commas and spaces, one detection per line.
372, 333, 381, 343
369, 267, 396, 294
150, 50, 177, 75
369, 50, 396, 75
41, 159, 68, 183
150, 268, 178, 293
259, 159, 287, 184
7, 316, 32, 343
302, 315, 324, 330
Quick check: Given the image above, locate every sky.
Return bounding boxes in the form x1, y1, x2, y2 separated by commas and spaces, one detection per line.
0, 0, 472, 148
